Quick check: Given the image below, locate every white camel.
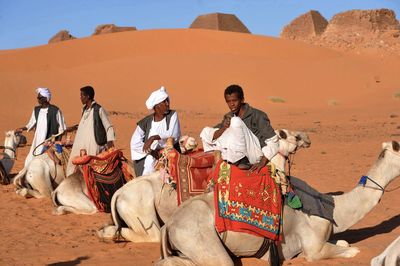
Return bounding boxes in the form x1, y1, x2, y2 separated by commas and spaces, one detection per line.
371, 235, 400, 266
156, 141, 400, 265
51, 136, 198, 216
0, 130, 24, 184
13, 143, 68, 198
96, 129, 311, 242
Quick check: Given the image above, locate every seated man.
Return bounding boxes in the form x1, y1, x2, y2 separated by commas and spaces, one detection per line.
200, 84, 279, 172
130, 86, 181, 176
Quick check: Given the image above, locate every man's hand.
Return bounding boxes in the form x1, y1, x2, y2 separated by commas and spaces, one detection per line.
222, 115, 231, 129
66, 124, 78, 132
107, 141, 114, 149
143, 135, 160, 154
249, 156, 269, 174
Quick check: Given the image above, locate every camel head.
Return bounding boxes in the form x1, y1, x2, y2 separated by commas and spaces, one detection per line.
4, 130, 26, 149
376, 141, 400, 184
276, 129, 311, 156
179, 135, 198, 154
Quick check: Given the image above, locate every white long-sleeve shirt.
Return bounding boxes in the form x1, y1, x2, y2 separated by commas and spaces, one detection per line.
130, 111, 181, 161
25, 108, 66, 166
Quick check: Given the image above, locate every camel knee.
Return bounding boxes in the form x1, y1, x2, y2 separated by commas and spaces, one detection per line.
335, 240, 350, 247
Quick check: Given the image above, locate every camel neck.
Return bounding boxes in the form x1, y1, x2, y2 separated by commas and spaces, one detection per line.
332, 159, 393, 234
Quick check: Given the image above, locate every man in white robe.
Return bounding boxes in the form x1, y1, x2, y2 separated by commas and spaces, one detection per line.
66, 86, 116, 177
130, 86, 181, 176
16, 88, 66, 166
200, 84, 279, 172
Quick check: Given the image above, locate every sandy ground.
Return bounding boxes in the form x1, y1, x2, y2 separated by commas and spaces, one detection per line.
0, 29, 400, 265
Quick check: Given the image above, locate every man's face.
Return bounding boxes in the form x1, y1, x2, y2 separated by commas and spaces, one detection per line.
154, 98, 170, 115
80, 91, 89, 105
225, 93, 243, 115
37, 94, 48, 106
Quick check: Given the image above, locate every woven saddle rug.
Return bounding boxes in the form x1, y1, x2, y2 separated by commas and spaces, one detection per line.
161, 148, 215, 205
72, 148, 133, 213
212, 160, 282, 241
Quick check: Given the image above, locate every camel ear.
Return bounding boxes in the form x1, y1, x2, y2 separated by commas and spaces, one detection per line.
278, 130, 287, 139
392, 141, 400, 152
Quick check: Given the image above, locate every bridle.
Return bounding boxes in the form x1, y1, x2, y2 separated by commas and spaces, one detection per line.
277, 137, 299, 176
358, 147, 400, 197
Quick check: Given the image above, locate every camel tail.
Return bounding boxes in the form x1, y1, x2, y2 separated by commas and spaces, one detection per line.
160, 225, 173, 259
13, 167, 27, 188
51, 189, 60, 207
110, 189, 123, 231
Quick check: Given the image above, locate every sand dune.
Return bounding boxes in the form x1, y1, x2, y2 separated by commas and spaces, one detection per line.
0, 28, 399, 265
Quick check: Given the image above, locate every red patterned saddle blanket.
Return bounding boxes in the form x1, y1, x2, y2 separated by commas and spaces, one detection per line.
72, 148, 134, 212
211, 160, 282, 241
161, 148, 214, 205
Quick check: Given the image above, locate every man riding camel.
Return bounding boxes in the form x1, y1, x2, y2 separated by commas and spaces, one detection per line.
130, 86, 181, 176
16, 87, 67, 166
66, 85, 116, 177
200, 84, 279, 172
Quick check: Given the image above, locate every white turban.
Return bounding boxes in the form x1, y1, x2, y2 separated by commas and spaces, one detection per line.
145, 86, 169, 110
36, 87, 51, 101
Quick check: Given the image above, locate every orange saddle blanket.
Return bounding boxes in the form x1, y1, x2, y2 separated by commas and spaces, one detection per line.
72, 149, 133, 212
211, 161, 282, 241
163, 149, 215, 205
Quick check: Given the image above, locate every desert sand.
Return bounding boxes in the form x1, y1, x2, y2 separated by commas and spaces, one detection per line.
0, 28, 399, 265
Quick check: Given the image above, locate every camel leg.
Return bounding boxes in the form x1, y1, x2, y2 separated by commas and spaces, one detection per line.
162, 199, 234, 266
51, 173, 98, 215
305, 242, 360, 261
16, 187, 46, 198
98, 180, 162, 242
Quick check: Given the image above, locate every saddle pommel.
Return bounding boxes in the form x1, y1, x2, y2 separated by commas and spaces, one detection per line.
166, 137, 174, 149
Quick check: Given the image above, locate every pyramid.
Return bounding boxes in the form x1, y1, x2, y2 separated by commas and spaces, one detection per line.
48, 30, 76, 44
92, 24, 137, 36
190, 13, 250, 33
280, 10, 328, 40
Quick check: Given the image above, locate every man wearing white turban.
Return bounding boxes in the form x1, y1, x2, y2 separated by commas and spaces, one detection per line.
130, 86, 181, 176
16, 87, 67, 166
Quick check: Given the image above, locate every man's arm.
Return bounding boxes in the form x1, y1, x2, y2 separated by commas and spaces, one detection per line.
16, 110, 36, 133
99, 107, 116, 148
212, 115, 231, 140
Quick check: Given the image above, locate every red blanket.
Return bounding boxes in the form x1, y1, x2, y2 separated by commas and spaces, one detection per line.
72, 149, 133, 212
163, 149, 214, 205
212, 161, 282, 240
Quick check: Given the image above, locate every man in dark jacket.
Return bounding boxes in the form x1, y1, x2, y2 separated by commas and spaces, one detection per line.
16, 87, 66, 166
66, 86, 116, 177
200, 84, 279, 172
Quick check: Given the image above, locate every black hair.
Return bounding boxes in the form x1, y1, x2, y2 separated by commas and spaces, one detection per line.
224, 84, 244, 100
80, 86, 95, 100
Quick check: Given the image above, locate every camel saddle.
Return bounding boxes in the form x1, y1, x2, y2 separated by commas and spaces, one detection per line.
72, 148, 133, 212
158, 147, 215, 205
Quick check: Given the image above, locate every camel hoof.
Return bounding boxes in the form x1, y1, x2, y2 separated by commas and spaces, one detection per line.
52, 206, 66, 215
16, 188, 29, 198
343, 247, 360, 258
336, 240, 350, 247
96, 225, 118, 241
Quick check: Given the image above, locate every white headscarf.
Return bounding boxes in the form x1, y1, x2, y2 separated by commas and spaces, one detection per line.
145, 86, 169, 110
36, 87, 51, 101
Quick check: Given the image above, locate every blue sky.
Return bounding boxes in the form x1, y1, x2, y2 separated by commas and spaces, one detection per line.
1, 0, 399, 50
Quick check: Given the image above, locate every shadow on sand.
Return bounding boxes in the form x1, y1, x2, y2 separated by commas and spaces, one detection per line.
47, 256, 90, 266
331, 214, 400, 244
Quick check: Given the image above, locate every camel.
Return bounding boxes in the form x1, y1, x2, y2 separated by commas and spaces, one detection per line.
51, 136, 199, 215
96, 129, 311, 242
156, 141, 400, 265
0, 130, 25, 184
371, 235, 400, 266
13, 142, 69, 198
